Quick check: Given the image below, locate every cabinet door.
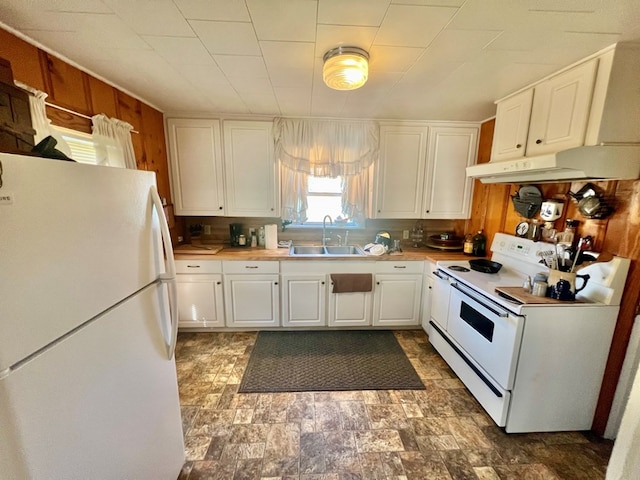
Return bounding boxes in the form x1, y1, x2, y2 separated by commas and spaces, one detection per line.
526, 59, 598, 156
224, 274, 279, 328
373, 274, 423, 327
421, 271, 434, 332
281, 274, 327, 327
328, 280, 372, 327
491, 90, 533, 161
423, 126, 478, 219
166, 118, 225, 215
373, 125, 428, 218
176, 274, 224, 329
223, 121, 278, 217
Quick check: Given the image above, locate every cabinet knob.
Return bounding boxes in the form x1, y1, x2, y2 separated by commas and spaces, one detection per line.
535, 139, 543, 144
274, 282, 278, 285
376, 281, 380, 285
216, 281, 221, 285
377, 209, 381, 213
271, 207, 274, 211
219, 206, 223, 210
425, 210, 430, 213
321, 281, 325, 285
516, 143, 522, 148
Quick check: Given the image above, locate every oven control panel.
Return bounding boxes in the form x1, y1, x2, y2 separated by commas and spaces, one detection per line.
491, 233, 551, 267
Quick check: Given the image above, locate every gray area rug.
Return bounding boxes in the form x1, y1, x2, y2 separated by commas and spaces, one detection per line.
238, 330, 425, 393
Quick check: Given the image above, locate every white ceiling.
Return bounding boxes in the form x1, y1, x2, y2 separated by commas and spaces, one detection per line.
1, 0, 640, 121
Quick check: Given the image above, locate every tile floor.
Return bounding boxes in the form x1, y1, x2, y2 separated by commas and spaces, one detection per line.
175, 330, 613, 480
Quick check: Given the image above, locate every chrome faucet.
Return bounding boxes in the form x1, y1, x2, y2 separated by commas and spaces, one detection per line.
322, 215, 333, 246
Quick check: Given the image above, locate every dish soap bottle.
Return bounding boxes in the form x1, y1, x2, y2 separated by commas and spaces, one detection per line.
472, 231, 486, 257
463, 233, 474, 255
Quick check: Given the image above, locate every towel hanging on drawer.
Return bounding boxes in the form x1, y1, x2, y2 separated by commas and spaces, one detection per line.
330, 273, 373, 293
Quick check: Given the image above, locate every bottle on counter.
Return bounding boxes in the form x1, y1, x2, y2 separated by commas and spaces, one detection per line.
258, 226, 265, 247
463, 233, 474, 255
472, 230, 486, 257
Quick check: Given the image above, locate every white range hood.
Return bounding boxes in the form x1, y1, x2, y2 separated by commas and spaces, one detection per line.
466, 145, 640, 184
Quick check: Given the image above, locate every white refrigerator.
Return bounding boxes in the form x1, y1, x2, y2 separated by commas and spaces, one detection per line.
0, 153, 185, 479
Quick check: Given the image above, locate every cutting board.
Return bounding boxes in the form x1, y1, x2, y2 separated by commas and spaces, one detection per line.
495, 286, 577, 304
174, 244, 224, 255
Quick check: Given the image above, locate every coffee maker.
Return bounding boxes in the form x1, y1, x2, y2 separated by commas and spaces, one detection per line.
229, 223, 242, 247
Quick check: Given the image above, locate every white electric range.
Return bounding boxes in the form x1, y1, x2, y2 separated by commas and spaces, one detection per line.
427, 233, 630, 433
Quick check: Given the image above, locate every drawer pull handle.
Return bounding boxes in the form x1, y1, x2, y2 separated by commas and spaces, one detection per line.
216, 281, 221, 285
393, 265, 406, 269
245, 266, 259, 269
187, 265, 201, 268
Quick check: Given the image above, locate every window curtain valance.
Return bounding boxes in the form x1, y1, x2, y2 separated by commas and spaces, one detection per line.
274, 117, 379, 177
91, 114, 137, 169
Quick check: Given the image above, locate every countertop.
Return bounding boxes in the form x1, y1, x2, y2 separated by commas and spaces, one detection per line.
174, 243, 473, 263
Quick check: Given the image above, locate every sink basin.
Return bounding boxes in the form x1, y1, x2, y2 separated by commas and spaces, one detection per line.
289, 245, 365, 256
290, 246, 326, 255
324, 245, 364, 255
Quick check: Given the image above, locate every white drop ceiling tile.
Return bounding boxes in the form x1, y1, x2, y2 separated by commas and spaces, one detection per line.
228, 75, 274, 94
485, 29, 565, 52
190, 20, 260, 56
426, 29, 502, 62
391, 0, 464, 6
315, 25, 378, 58
67, 13, 153, 50
142, 36, 214, 65
375, 4, 458, 47
214, 55, 269, 78
179, 64, 229, 87
268, 68, 314, 88
173, 0, 250, 21
274, 86, 313, 116
448, 0, 531, 31
310, 92, 348, 117
102, 0, 193, 37
13, 0, 113, 13
246, 0, 317, 42
523, 9, 623, 34
318, 0, 390, 27
369, 46, 424, 73
240, 93, 280, 115
0, 9, 77, 31
260, 41, 316, 69
399, 57, 463, 85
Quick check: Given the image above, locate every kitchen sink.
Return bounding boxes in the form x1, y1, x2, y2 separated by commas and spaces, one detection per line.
289, 245, 365, 256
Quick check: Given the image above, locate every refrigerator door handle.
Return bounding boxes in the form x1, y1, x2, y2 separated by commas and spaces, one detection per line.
150, 186, 179, 359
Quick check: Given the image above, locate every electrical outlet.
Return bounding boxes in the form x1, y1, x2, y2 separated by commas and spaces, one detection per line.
178, 236, 184, 242
402, 230, 409, 239
203, 225, 212, 235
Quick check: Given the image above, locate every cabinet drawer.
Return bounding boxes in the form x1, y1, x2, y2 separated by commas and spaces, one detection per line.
222, 261, 279, 274
175, 259, 222, 274
374, 261, 423, 274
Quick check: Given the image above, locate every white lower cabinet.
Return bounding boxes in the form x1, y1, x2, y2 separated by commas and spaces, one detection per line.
281, 274, 327, 327
223, 261, 280, 328
372, 262, 424, 327
175, 260, 224, 329
328, 288, 373, 327
421, 262, 436, 331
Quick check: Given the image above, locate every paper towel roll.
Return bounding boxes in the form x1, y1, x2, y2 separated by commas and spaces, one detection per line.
264, 224, 278, 250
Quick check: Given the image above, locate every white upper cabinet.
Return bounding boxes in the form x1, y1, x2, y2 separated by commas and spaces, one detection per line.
423, 125, 478, 219
374, 125, 428, 219
166, 118, 225, 215
374, 123, 478, 219
490, 43, 640, 162
491, 90, 533, 162
526, 59, 598, 157
223, 121, 278, 217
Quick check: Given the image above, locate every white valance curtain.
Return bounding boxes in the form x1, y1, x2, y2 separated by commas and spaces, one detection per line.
14, 81, 72, 156
274, 117, 379, 223
91, 114, 137, 169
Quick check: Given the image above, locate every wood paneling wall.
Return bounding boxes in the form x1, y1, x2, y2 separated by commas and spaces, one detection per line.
471, 119, 640, 436
0, 26, 184, 243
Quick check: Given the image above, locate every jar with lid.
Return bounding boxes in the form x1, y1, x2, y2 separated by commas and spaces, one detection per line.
463, 233, 474, 255
472, 231, 486, 257
558, 219, 579, 247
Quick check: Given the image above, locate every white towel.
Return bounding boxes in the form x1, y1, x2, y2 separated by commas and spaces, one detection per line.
265, 224, 278, 250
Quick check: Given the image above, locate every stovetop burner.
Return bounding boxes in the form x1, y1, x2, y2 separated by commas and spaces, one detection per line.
449, 265, 470, 272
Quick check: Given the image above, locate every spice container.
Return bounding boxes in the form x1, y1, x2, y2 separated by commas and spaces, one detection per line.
463, 234, 474, 255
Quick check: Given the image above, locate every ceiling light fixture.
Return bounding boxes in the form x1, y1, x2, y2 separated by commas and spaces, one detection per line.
322, 46, 369, 91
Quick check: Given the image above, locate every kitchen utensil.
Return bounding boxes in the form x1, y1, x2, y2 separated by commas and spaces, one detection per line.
229, 223, 243, 246
511, 185, 543, 218
468, 259, 503, 273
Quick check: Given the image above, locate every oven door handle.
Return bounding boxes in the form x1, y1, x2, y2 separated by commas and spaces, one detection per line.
433, 270, 449, 280
451, 282, 509, 318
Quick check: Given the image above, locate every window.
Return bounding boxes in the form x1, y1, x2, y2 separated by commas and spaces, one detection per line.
51, 126, 98, 164
306, 175, 344, 223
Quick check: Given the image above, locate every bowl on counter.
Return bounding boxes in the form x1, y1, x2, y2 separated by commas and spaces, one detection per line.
425, 234, 463, 250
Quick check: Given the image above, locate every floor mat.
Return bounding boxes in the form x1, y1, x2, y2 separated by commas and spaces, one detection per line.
238, 330, 425, 393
